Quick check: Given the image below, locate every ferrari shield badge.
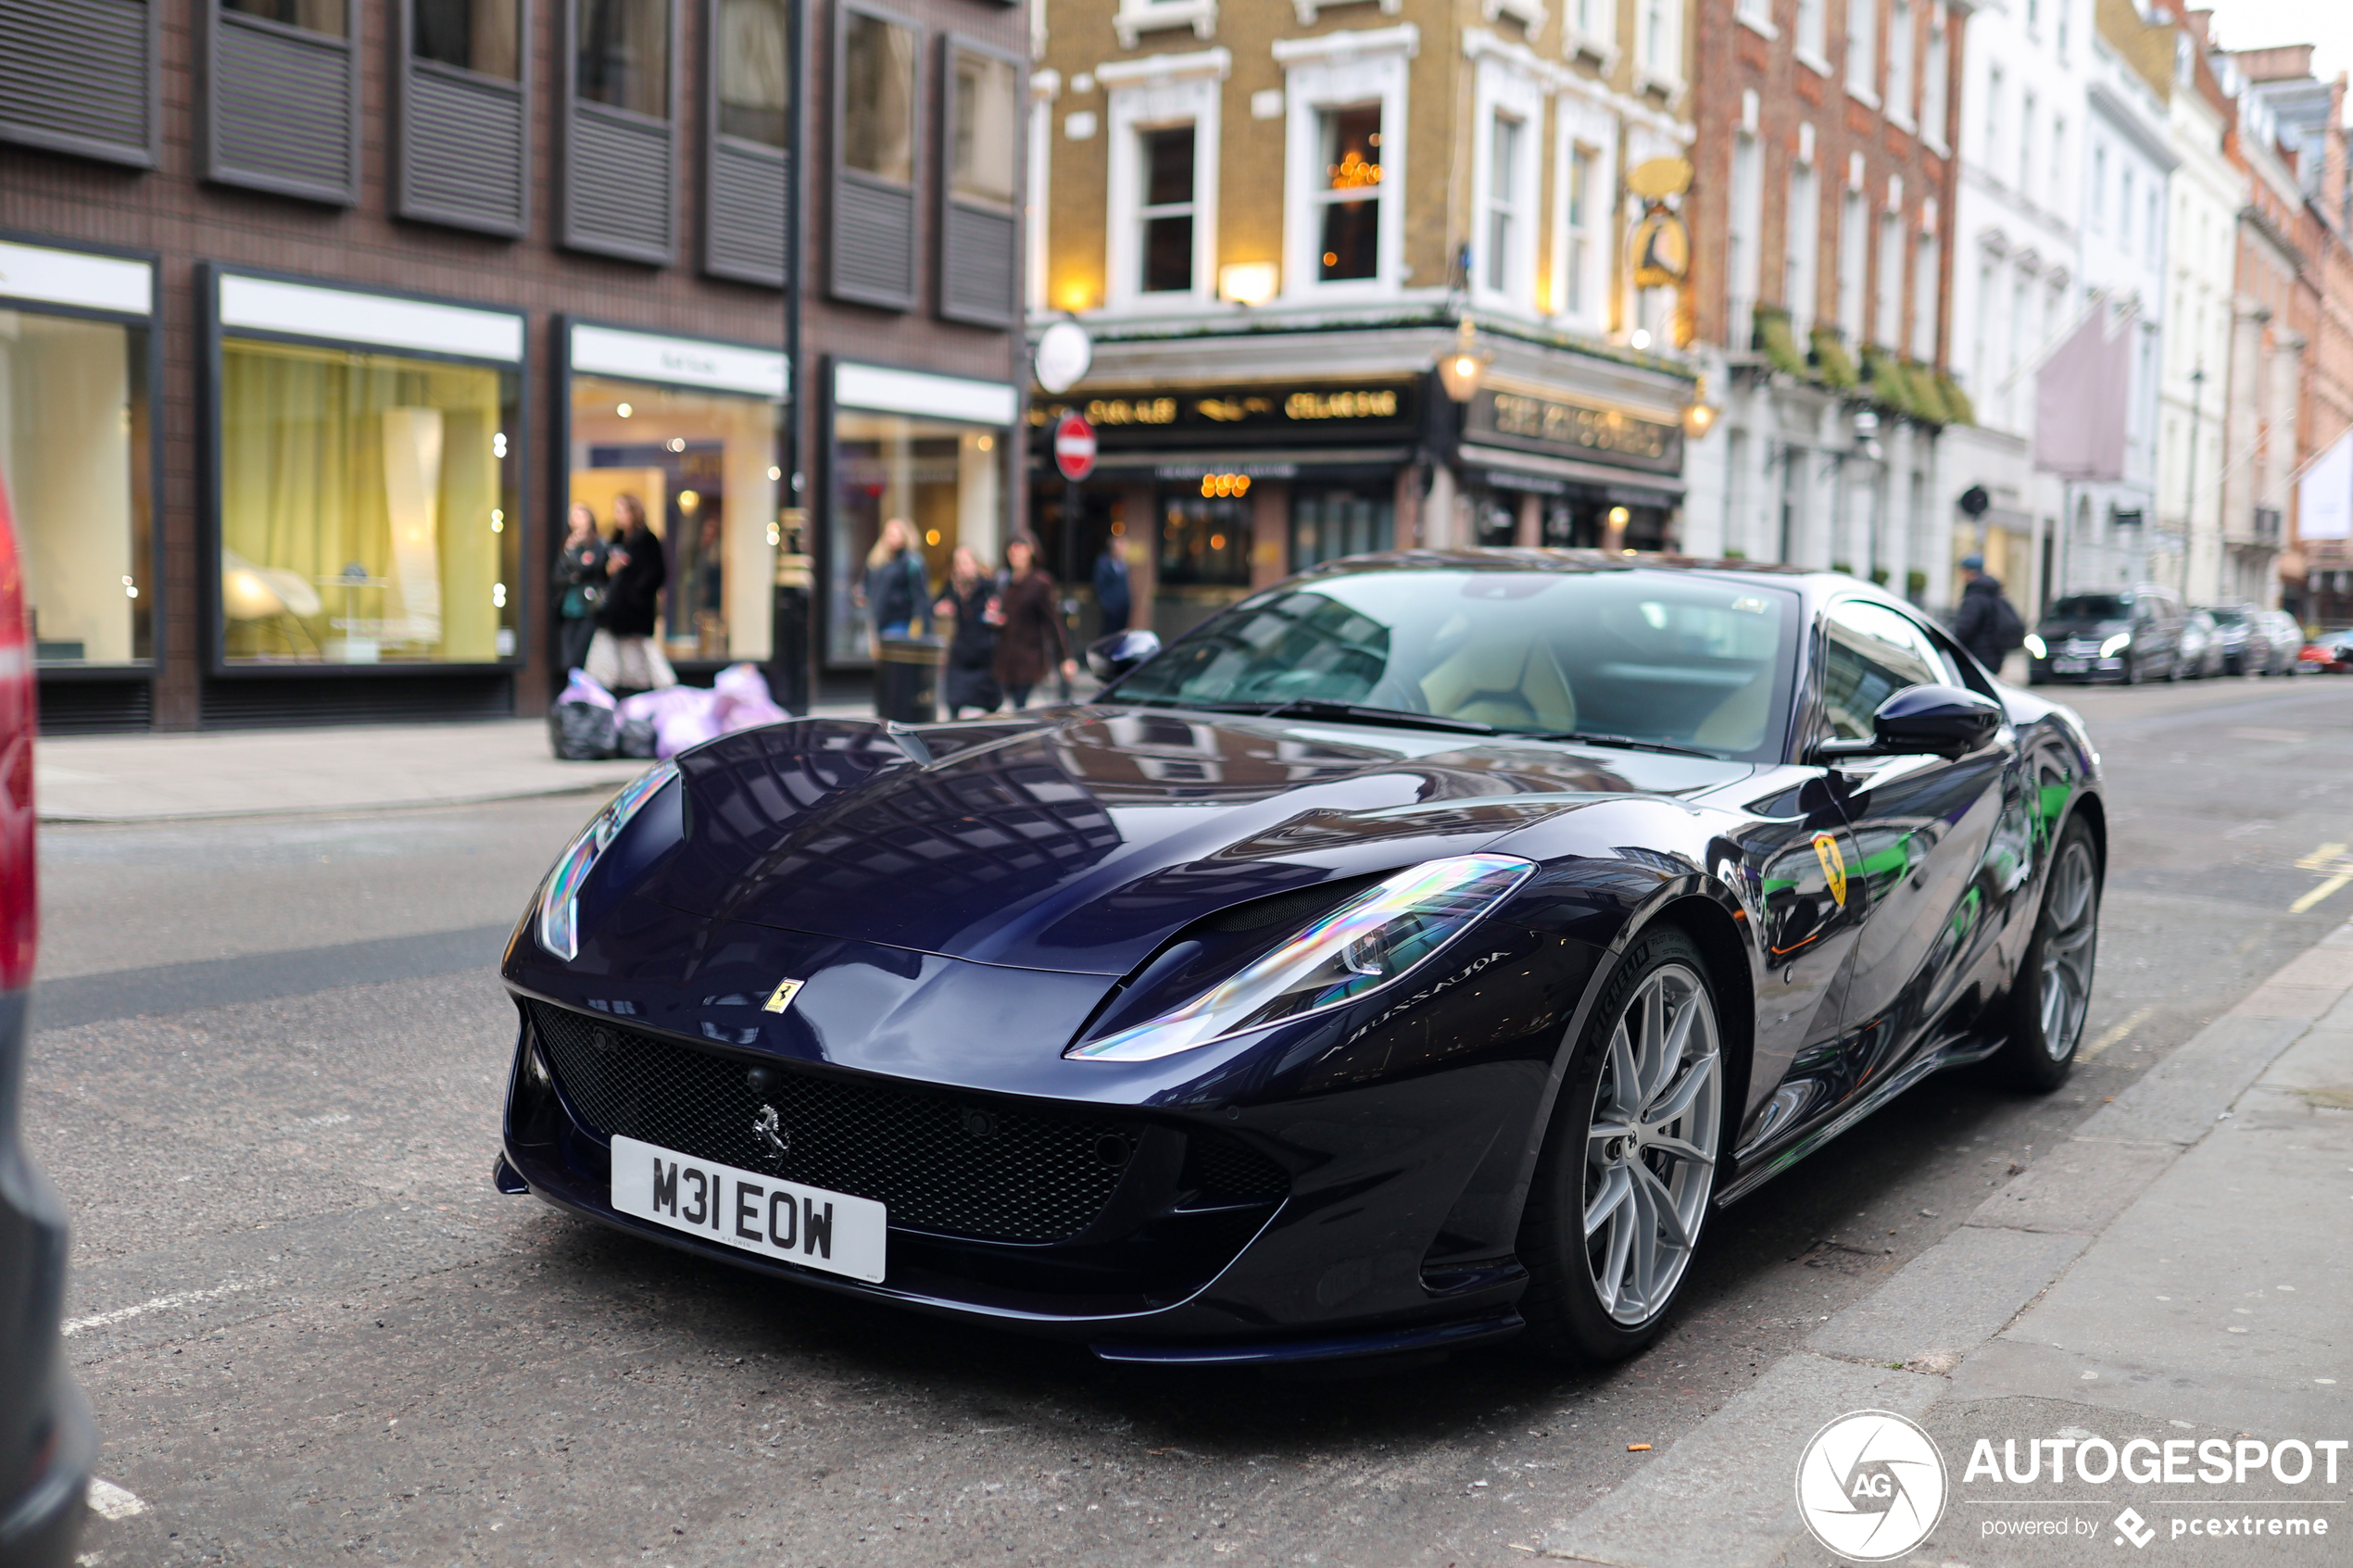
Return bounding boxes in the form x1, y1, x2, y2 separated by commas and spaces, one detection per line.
1811, 833, 1849, 908
761, 978, 805, 1014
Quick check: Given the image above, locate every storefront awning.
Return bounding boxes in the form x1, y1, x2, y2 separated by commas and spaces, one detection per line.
1456, 443, 1686, 503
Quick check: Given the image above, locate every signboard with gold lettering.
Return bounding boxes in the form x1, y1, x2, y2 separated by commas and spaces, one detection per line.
1464, 387, 1682, 476
1029, 382, 1417, 449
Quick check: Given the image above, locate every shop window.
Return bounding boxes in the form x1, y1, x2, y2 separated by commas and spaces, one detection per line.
219, 338, 521, 666
0, 312, 152, 666
572, 373, 784, 665
1483, 114, 1522, 294
207, 0, 359, 204
1316, 105, 1382, 282
1139, 126, 1198, 294
1290, 488, 1391, 571
563, 0, 675, 262
828, 411, 1001, 664
940, 39, 1019, 325
706, 0, 790, 285
399, 0, 527, 236
834, 6, 920, 308
1158, 495, 1252, 586
0, 0, 158, 168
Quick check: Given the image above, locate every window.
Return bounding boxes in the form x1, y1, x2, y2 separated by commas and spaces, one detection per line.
829, 411, 1005, 664
950, 48, 1015, 207
1291, 488, 1393, 570
1874, 209, 1901, 345
1910, 227, 1936, 359
1820, 599, 1941, 740
1838, 188, 1866, 341
843, 11, 914, 182
220, 339, 520, 667
0, 309, 153, 668
1886, 0, 1913, 121
1728, 131, 1762, 347
2120, 167, 2134, 250
403, 1, 527, 234
1641, 0, 1680, 83
2090, 142, 2106, 231
2048, 117, 2066, 212
2145, 188, 2160, 267
1570, 0, 1617, 50
578, 0, 667, 116
1485, 113, 1524, 294
939, 39, 1018, 326
209, 0, 359, 203
1139, 126, 1197, 294
832, 7, 918, 307
716, 0, 787, 145
1845, 0, 1876, 97
1736, 0, 1771, 30
414, 0, 518, 75
0, 0, 158, 168
1920, 7, 1946, 144
1316, 104, 1383, 282
2018, 91, 2034, 196
1796, 0, 1825, 60
1786, 160, 1819, 332
1982, 65, 2002, 171
225, 0, 345, 34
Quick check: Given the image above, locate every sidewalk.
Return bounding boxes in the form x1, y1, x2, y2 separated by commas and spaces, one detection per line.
1540, 921, 2353, 1566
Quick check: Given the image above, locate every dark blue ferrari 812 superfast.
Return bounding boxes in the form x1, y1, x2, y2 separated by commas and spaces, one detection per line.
496, 552, 2103, 1366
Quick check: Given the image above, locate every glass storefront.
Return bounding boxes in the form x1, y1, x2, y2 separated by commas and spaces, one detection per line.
220, 336, 518, 665
569, 372, 783, 663
1152, 488, 1253, 642
1290, 485, 1391, 569
828, 410, 1003, 663
0, 309, 151, 666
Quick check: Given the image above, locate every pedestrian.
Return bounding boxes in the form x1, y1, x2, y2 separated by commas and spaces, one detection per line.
1092, 539, 1132, 634
587, 492, 676, 693
551, 502, 608, 678
990, 535, 1076, 710
1950, 553, 2026, 674
934, 546, 1003, 718
861, 518, 929, 649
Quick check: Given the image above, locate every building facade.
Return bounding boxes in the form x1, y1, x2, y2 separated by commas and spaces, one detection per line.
0, 0, 1028, 732
1026, 0, 1706, 644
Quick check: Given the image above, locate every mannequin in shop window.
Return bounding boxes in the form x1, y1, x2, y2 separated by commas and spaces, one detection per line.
587, 492, 677, 693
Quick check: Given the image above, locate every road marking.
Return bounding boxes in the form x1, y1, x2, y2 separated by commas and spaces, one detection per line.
2291, 872, 2353, 914
2081, 1006, 2156, 1061
62, 1281, 253, 1337
86, 1479, 147, 1520
2295, 843, 2347, 871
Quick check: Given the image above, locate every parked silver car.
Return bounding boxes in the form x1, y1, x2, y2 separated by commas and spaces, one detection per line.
2254, 609, 2306, 675
2176, 609, 2222, 678
2197, 603, 2268, 675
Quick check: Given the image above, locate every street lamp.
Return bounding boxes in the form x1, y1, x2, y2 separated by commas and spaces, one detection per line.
1681, 374, 1719, 439
1438, 317, 1491, 403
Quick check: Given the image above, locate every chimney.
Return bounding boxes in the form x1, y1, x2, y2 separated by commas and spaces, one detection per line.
2183, 8, 2212, 45
2331, 75, 2350, 236
2233, 44, 2316, 82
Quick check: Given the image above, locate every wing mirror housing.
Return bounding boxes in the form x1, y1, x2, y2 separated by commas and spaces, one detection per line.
1814, 683, 2004, 761
1087, 628, 1162, 683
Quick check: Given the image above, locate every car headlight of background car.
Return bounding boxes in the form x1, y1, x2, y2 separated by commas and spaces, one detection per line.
2023, 633, 2047, 659
2100, 633, 2132, 658
536, 762, 679, 960
1066, 853, 1535, 1062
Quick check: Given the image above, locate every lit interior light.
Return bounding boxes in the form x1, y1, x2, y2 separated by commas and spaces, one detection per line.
492, 583, 508, 608
766, 523, 781, 546
490, 508, 505, 533
1111, 521, 1126, 537
679, 490, 700, 511
1630, 328, 1653, 350
616, 403, 633, 418
1209, 533, 1227, 550
768, 466, 783, 481
1218, 262, 1279, 306
667, 436, 686, 453
976, 434, 995, 451
492, 433, 509, 458
1608, 506, 1631, 528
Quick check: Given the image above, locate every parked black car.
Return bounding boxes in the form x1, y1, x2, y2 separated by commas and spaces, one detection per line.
2197, 603, 2267, 676
2026, 587, 2186, 684
0, 479, 89, 1563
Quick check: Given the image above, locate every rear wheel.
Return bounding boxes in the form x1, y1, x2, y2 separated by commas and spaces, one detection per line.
1518, 928, 1724, 1361
1995, 819, 2100, 1092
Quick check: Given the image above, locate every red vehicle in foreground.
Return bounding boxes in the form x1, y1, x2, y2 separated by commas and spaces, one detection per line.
0, 475, 91, 1565
2299, 630, 2353, 674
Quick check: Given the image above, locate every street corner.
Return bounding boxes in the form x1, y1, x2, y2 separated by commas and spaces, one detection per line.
1902, 1398, 2347, 1567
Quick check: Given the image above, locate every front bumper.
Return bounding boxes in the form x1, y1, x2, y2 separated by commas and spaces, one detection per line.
497, 910, 1592, 1361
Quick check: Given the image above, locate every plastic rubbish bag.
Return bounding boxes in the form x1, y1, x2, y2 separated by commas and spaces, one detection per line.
549, 669, 620, 759
611, 664, 791, 759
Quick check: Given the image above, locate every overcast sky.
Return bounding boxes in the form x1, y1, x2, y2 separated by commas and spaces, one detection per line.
2204, 0, 2353, 92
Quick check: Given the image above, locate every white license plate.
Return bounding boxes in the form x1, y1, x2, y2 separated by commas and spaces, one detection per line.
610, 1134, 887, 1283
2052, 658, 2088, 672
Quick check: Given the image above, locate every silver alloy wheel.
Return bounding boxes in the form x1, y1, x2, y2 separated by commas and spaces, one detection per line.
2039, 837, 2098, 1059
1582, 961, 1721, 1325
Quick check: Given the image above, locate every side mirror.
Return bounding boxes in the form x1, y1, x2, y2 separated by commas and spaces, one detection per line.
1815, 683, 2003, 762
1087, 628, 1162, 683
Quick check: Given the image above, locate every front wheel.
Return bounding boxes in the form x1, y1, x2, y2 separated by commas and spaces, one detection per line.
1517, 927, 1725, 1362
1995, 820, 2101, 1092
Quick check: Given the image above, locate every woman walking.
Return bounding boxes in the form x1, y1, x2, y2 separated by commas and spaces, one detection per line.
934, 546, 1001, 718
861, 518, 929, 647
588, 493, 675, 693
990, 536, 1076, 709
551, 503, 608, 677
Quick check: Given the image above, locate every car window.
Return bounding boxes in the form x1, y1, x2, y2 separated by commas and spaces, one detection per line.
1819, 599, 1943, 741
2049, 594, 2131, 621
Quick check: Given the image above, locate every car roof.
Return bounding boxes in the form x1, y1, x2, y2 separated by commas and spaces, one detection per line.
1287, 548, 1892, 616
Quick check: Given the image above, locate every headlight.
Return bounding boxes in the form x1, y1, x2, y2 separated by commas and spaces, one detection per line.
2099, 633, 2132, 658
537, 762, 679, 960
2023, 633, 2047, 659
1065, 853, 1535, 1062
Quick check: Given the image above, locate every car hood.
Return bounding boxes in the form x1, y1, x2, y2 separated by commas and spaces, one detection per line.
635, 710, 1755, 975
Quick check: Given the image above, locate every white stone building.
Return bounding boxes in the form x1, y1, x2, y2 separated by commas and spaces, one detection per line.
2155, 23, 2242, 606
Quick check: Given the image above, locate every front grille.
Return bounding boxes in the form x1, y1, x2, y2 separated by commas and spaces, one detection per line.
529, 1001, 1280, 1243
1187, 1129, 1292, 1203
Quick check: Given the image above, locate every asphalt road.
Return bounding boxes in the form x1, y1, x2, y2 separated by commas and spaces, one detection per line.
32, 672, 2353, 1568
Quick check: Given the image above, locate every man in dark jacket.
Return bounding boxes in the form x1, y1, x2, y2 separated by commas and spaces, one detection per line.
1950, 554, 2020, 672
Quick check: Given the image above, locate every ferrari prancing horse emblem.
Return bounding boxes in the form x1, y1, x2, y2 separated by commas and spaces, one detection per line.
1811, 833, 1849, 908
761, 977, 805, 1013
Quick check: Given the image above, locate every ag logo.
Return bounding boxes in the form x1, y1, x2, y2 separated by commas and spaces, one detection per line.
1812, 832, 1849, 908
1795, 1409, 1946, 1561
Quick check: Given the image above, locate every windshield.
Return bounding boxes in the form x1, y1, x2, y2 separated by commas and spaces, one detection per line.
1113, 566, 1801, 760
2204, 607, 2249, 626
2047, 595, 2131, 621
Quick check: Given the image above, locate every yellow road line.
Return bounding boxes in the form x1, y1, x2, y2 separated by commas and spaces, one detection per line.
2292, 872, 2353, 915
2082, 1005, 2156, 1061
2296, 843, 2347, 872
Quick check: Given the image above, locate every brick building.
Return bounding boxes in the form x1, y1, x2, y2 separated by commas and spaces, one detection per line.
1680, 0, 1970, 608
0, 0, 1028, 733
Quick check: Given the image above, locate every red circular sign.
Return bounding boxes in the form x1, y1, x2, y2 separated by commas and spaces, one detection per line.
1053, 412, 1097, 482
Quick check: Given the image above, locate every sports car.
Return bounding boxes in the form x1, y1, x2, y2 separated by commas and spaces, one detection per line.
495, 552, 2105, 1366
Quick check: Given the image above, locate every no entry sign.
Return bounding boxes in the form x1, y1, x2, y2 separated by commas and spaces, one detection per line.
1053, 412, 1097, 482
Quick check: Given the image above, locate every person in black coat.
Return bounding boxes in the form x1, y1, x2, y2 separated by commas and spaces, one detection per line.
1950, 555, 2017, 672
591, 493, 675, 691
934, 546, 1002, 718
551, 502, 608, 678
